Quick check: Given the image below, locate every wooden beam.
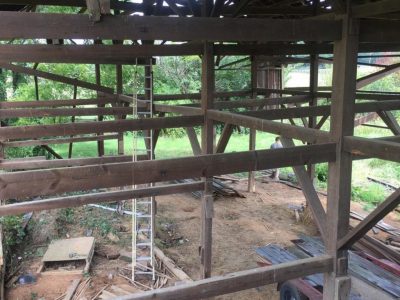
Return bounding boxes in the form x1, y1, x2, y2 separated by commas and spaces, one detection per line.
281, 138, 327, 241
338, 188, 400, 250
344, 136, 400, 163
0, 143, 336, 200
378, 110, 400, 135
0, 12, 341, 42
215, 123, 234, 153
356, 63, 400, 89
186, 127, 201, 155
108, 255, 333, 300
213, 95, 309, 109
0, 115, 204, 140
153, 90, 252, 101
3, 134, 119, 148
360, 19, 400, 43
0, 97, 117, 108
0, 62, 113, 94
323, 14, 359, 299
353, 0, 400, 18
154, 104, 202, 116
0, 44, 195, 63
200, 42, 215, 279
0, 182, 204, 217
0, 155, 135, 170
0, 107, 131, 118
208, 110, 330, 143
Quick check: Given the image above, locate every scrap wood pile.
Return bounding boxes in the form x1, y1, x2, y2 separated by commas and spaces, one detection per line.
176, 177, 245, 198
350, 211, 400, 265
256, 235, 400, 299
91, 247, 191, 299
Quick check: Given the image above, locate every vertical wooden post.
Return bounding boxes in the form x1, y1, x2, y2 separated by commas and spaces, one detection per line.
307, 53, 319, 184
323, 12, 359, 300
116, 64, 125, 155
95, 63, 105, 157
200, 42, 215, 279
248, 56, 257, 192
68, 85, 78, 158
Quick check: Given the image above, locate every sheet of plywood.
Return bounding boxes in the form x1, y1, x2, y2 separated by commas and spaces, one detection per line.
42, 237, 95, 262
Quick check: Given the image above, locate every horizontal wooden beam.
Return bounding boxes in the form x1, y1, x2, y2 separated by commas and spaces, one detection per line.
114, 255, 333, 300
4, 134, 120, 148
0, 62, 114, 93
0, 143, 336, 199
0, 155, 137, 170
153, 90, 252, 101
0, 115, 204, 140
207, 109, 331, 143
0, 44, 203, 64
344, 136, 400, 162
360, 20, 400, 43
213, 95, 309, 109
0, 107, 132, 118
154, 104, 203, 115
353, 0, 400, 18
242, 100, 400, 121
338, 187, 400, 250
0, 182, 204, 216
0, 98, 118, 109
0, 12, 342, 42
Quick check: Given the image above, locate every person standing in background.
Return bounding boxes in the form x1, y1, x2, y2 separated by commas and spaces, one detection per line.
270, 136, 283, 180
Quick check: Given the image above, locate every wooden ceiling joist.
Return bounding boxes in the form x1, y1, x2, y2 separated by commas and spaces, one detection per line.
0, 11, 341, 42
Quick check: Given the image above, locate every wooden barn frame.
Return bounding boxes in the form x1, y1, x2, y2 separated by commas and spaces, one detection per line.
0, 0, 400, 299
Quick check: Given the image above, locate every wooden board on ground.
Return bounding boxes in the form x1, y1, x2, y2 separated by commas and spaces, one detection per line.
40, 237, 95, 275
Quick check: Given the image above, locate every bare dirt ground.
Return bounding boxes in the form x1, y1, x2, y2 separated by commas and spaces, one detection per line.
6, 178, 400, 300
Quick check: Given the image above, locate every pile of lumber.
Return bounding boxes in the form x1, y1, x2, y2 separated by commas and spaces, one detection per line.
176, 177, 244, 199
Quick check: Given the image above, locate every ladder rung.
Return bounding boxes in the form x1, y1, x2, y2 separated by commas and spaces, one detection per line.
135, 271, 153, 275
137, 201, 152, 204
138, 228, 151, 232
137, 242, 151, 247
137, 214, 152, 218
136, 256, 152, 261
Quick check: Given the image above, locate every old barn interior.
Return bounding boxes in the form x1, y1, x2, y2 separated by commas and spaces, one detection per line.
0, 0, 400, 299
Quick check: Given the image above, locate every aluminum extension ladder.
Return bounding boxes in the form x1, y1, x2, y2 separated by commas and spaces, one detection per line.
132, 59, 155, 281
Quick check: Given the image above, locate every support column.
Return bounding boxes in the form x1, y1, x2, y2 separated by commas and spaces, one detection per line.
95, 63, 105, 157
200, 42, 215, 279
323, 13, 359, 300
116, 64, 125, 155
307, 53, 319, 184
248, 56, 257, 192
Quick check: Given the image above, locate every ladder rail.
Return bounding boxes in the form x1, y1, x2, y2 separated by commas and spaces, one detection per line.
132, 59, 155, 282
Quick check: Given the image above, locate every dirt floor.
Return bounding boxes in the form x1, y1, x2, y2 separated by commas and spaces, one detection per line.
5, 177, 400, 300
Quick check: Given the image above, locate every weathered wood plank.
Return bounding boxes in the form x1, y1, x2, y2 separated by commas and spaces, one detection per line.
208, 109, 330, 143
0, 155, 140, 170
4, 134, 119, 148
0, 182, 204, 216
0, 62, 113, 94
0, 98, 116, 108
323, 15, 359, 299
0, 107, 132, 118
344, 136, 400, 162
0, 143, 336, 199
111, 255, 333, 300
338, 188, 400, 249
0, 115, 204, 140
0, 12, 341, 41
281, 138, 327, 241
